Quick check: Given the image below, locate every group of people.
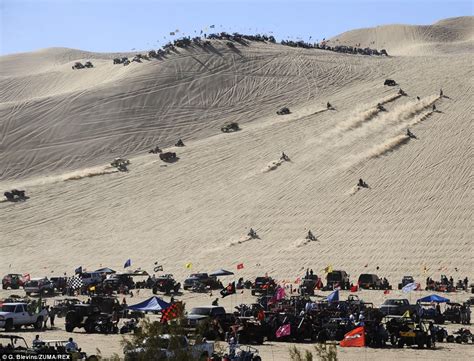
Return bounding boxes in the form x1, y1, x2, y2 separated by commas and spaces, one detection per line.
33, 335, 78, 352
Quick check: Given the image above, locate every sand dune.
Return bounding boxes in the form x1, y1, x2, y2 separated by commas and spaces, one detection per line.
1, 16, 473, 360
1, 16, 472, 295
331, 16, 474, 55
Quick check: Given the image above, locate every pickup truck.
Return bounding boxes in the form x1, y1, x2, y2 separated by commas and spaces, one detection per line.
24, 277, 54, 296
0, 302, 48, 331
380, 299, 418, 316
124, 334, 214, 360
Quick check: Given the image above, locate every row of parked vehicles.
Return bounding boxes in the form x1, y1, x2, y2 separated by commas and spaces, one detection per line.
298, 271, 392, 296
0, 335, 98, 360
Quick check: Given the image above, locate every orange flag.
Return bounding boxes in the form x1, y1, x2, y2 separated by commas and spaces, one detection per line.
340, 326, 365, 347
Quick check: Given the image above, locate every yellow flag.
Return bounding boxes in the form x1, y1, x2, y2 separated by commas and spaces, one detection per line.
324, 265, 333, 274
90, 285, 96, 291
185, 263, 192, 269
402, 310, 411, 318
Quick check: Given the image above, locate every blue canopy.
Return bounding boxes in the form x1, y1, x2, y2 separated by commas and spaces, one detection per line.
417, 294, 450, 303
127, 296, 170, 312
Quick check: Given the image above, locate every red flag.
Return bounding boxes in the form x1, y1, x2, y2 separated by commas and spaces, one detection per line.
161, 302, 183, 323
340, 326, 365, 347
383, 289, 390, 295
350, 285, 358, 292
276, 324, 291, 338
237, 263, 244, 270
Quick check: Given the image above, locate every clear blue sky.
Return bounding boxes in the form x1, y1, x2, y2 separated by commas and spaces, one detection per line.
1, 0, 472, 55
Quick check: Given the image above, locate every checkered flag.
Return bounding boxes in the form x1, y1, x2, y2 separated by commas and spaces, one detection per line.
68, 276, 84, 290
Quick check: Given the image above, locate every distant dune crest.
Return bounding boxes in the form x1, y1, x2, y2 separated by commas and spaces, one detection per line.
330, 16, 474, 55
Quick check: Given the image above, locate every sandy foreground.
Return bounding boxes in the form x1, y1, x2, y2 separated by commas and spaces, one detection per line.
0, 15, 473, 361
1, 288, 473, 360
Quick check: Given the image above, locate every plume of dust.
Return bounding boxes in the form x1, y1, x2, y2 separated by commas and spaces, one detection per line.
366, 134, 411, 159
339, 107, 379, 131
379, 93, 402, 105
64, 168, 118, 181
337, 93, 402, 131
339, 93, 438, 133
0, 166, 117, 189
262, 159, 283, 173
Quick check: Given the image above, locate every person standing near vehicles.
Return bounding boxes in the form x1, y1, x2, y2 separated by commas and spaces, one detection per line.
65, 337, 78, 352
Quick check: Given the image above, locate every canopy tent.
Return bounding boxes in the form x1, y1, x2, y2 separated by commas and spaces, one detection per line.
127, 296, 170, 312
120, 270, 149, 277
95, 267, 116, 274
417, 294, 450, 303
209, 269, 234, 277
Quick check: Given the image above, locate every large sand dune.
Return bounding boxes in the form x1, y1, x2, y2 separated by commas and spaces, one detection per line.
1, 17, 472, 286
331, 16, 474, 55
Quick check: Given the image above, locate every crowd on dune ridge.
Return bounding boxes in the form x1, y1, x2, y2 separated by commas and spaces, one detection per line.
70, 32, 389, 69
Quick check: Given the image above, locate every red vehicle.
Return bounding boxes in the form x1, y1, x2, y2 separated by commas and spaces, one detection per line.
2, 274, 28, 290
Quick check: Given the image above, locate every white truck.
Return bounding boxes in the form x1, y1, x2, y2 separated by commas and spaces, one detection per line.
0, 302, 48, 331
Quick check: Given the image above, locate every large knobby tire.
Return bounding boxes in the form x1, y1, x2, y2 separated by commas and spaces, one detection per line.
317, 330, 328, 343
4, 319, 14, 332
85, 319, 95, 333
65, 323, 75, 332
416, 335, 425, 349
426, 337, 432, 348
34, 317, 43, 330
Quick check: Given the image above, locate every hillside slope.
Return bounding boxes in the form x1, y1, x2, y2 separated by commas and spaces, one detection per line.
331, 16, 474, 55
0, 17, 472, 283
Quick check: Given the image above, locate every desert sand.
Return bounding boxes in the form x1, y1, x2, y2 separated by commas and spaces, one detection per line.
0, 16, 473, 359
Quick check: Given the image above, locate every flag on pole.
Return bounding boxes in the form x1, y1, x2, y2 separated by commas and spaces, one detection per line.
161, 302, 184, 323
237, 263, 244, 270
185, 263, 192, 269
220, 282, 236, 298
327, 289, 339, 303
276, 324, 291, 338
74, 266, 83, 274
323, 265, 333, 274
340, 326, 365, 347
275, 286, 286, 301
124, 259, 131, 268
